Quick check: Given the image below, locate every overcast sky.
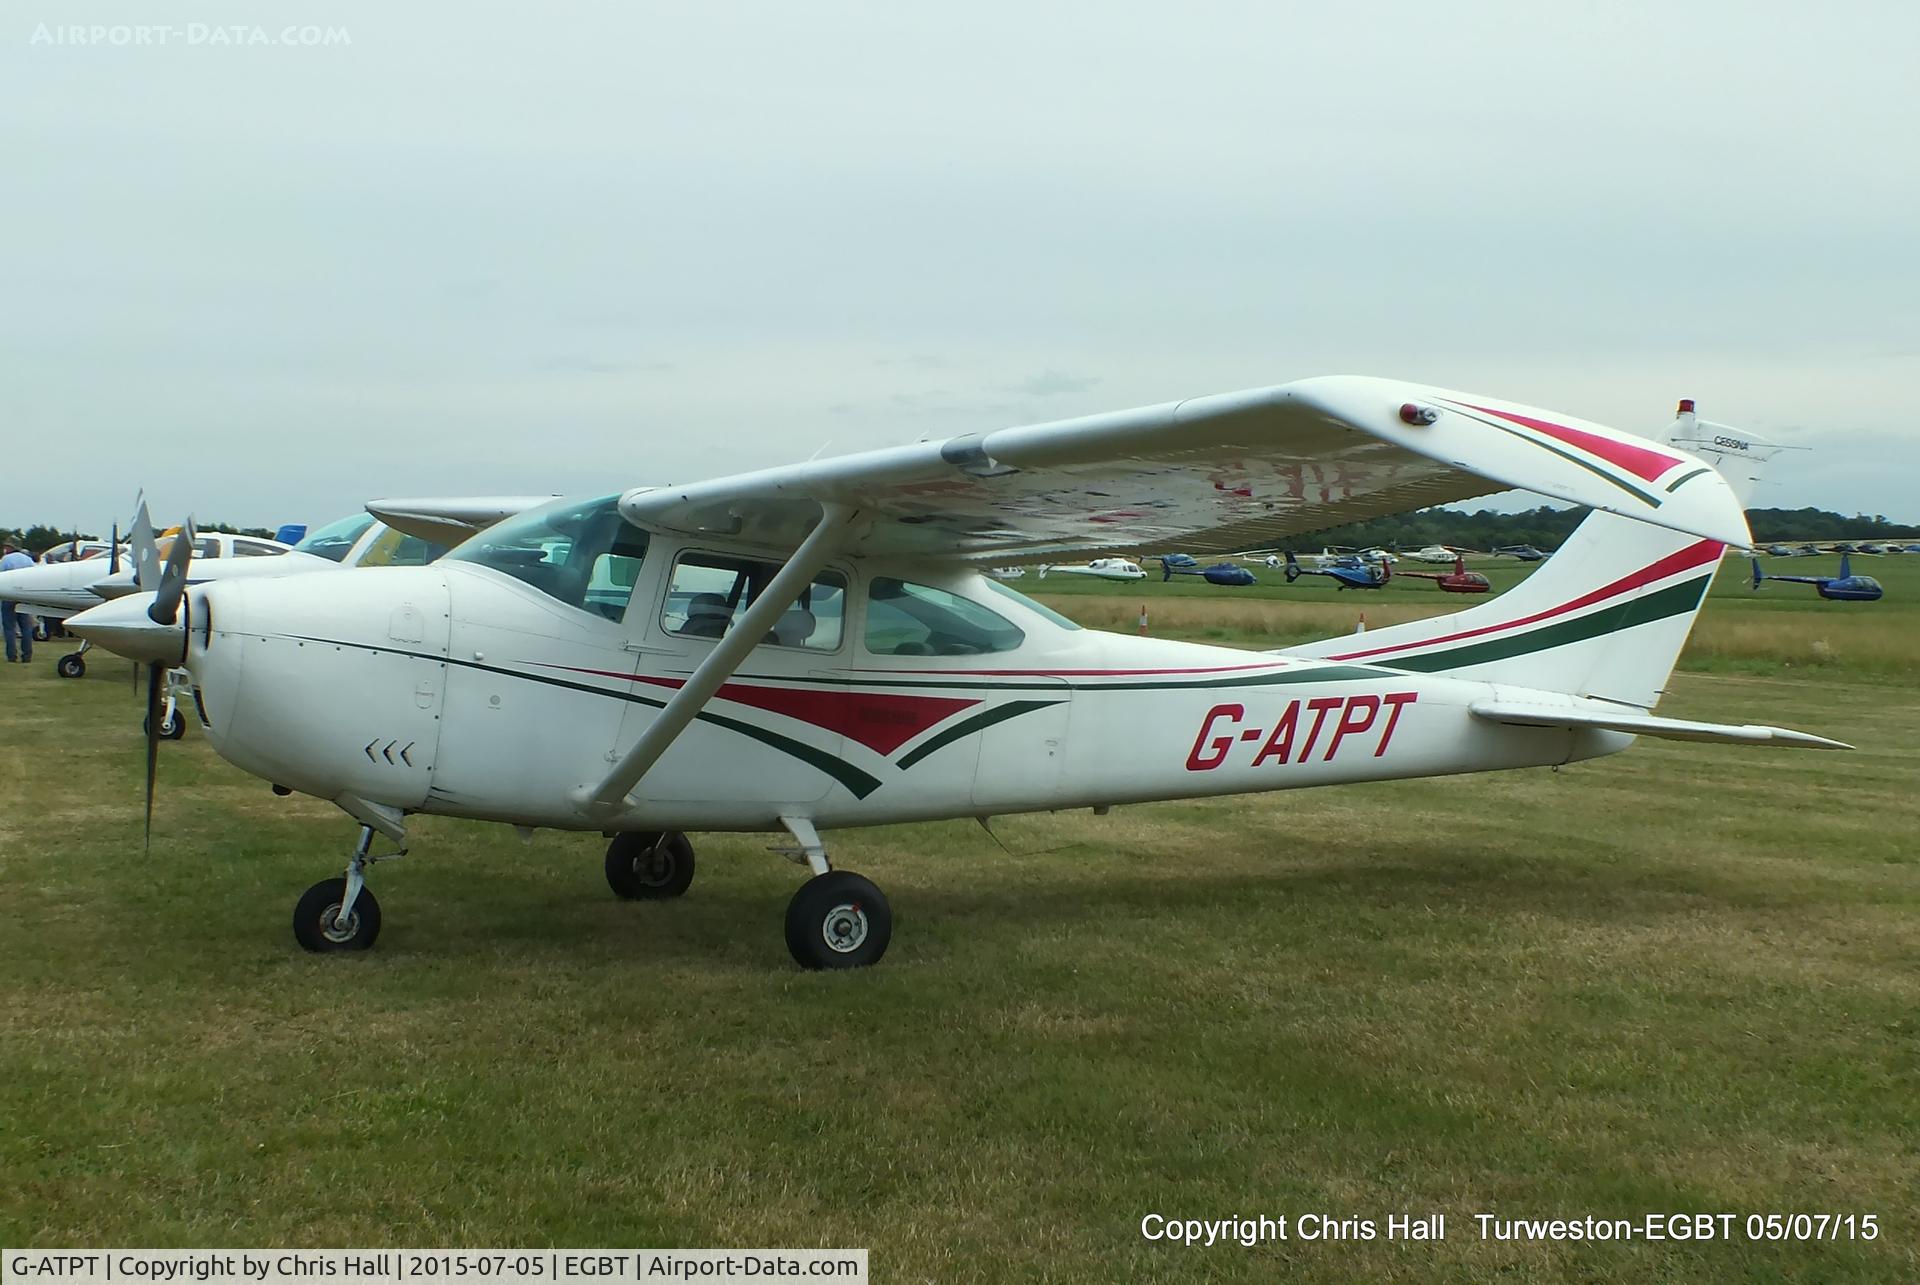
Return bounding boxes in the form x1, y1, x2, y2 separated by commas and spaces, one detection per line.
5, 1, 1917, 532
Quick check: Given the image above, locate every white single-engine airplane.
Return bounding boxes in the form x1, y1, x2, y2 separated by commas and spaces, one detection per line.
67, 379, 1843, 969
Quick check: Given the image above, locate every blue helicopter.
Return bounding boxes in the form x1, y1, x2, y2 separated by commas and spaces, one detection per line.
1750, 553, 1883, 602
1284, 550, 1390, 590
1493, 543, 1549, 563
1159, 554, 1257, 586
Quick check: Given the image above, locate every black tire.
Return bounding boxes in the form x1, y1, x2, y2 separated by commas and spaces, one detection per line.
785, 870, 891, 970
605, 831, 695, 899
144, 710, 186, 740
292, 878, 382, 952
56, 654, 85, 679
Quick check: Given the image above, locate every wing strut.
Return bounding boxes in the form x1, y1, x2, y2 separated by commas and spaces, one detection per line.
576, 502, 860, 815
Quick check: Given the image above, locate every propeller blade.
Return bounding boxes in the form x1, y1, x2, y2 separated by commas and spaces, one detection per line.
129, 499, 160, 590
110, 522, 121, 575
144, 663, 163, 852
149, 517, 194, 626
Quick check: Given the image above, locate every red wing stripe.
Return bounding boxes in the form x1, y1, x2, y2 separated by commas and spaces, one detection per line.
1460, 402, 1682, 483
1327, 539, 1723, 662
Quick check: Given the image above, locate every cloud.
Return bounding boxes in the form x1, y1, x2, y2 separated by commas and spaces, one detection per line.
1009, 370, 1103, 397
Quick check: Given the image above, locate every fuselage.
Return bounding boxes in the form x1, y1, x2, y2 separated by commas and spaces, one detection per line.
176, 525, 1629, 837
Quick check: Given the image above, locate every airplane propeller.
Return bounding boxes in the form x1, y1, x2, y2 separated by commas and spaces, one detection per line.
149, 517, 195, 626
99, 502, 196, 850
143, 662, 165, 851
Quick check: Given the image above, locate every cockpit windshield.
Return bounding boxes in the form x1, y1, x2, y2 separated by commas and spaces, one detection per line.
296, 513, 376, 563
444, 494, 649, 621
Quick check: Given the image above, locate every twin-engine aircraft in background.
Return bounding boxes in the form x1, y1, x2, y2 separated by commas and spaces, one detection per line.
5, 499, 547, 678
68, 380, 1844, 970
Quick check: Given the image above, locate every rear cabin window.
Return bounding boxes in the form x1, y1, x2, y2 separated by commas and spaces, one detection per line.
866, 579, 1025, 655
663, 553, 846, 651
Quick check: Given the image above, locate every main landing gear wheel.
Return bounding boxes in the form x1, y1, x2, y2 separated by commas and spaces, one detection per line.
785, 870, 891, 970
605, 831, 696, 899
143, 709, 186, 739
293, 877, 383, 952
56, 653, 85, 679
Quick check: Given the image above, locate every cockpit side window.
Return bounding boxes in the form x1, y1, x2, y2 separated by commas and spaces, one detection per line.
662, 552, 846, 651
296, 513, 377, 564
444, 495, 649, 622
865, 579, 1025, 655
354, 526, 449, 569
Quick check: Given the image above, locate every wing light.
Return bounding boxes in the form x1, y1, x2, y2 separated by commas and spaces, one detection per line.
1399, 402, 1440, 426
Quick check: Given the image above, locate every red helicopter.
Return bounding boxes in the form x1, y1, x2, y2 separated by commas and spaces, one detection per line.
1397, 549, 1491, 594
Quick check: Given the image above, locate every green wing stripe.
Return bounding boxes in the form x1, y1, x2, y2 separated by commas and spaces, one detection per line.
1664, 466, 1712, 493
896, 700, 1063, 771
1381, 576, 1712, 673
1445, 405, 1663, 508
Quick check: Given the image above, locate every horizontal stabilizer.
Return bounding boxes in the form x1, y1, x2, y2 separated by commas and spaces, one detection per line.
1468, 699, 1851, 750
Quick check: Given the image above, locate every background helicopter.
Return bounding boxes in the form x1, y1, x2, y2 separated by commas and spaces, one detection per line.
1750, 553, 1884, 601
1162, 556, 1257, 586
1284, 550, 1390, 589
1493, 543, 1549, 562
1395, 550, 1491, 594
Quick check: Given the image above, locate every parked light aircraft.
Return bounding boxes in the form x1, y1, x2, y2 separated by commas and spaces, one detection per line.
67, 380, 1845, 970
1750, 553, 1884, 602
9, 500, 544, 679
1036, 558, 1147, 582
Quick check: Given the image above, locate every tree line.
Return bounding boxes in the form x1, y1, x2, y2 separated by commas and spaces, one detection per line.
0, 522, 278, 555
1296, 506, 1916, 553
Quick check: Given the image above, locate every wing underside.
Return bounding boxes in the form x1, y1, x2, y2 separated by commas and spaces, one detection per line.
619, 376, 1751, 562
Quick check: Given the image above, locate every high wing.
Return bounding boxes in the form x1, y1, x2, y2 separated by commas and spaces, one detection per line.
618, 376, 1751, 561
365, 495, 555, 545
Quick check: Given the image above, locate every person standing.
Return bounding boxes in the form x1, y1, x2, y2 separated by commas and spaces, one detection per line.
1, 541, 34, 662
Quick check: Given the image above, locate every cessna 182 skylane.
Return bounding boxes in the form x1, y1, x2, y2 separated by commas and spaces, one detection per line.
67, 379, 1844, 970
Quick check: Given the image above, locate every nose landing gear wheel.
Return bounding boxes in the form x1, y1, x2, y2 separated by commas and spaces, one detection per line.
56, 654, 85, 679
143, 709, 186, 739
293, 878, 383, 952
605, 831, 695, 899
785, 870, 891, 970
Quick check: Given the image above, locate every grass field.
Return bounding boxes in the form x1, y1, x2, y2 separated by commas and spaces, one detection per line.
2, 561, 1916, 1281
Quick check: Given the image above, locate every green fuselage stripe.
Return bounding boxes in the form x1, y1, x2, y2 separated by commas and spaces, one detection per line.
1376, 575, 1712, 673
896, 700, 1064, 770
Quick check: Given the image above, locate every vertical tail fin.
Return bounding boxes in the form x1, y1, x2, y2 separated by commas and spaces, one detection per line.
1281, 399, 1781, 710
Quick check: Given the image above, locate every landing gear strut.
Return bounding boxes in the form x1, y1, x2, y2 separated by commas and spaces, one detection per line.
293, 825, 405, 952
605, 831, 695, 899
777, 815, 891, 970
